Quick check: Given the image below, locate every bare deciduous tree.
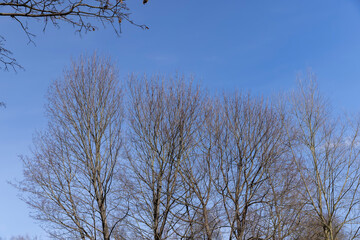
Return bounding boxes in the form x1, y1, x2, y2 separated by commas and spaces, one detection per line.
17, 54, 127, 240
174, 97, 223, 240
286, 75, 360, 240
259, 152, 307, 240
0, 0, 148, 70
212, 93, 288, 240
246, 100, 309, 240
125, 76, 202, 240
17, 60, 360, 240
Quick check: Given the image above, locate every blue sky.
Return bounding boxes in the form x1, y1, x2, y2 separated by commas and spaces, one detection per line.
1, 0, 360, 238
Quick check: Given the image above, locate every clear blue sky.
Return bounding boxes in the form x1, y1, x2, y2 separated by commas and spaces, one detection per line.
1, 0, 360, 238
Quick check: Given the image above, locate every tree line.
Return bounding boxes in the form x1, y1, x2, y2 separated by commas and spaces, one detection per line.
15, 55, 360, 240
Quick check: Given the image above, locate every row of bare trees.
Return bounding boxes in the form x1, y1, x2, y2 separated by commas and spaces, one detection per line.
16, 56, 360, 240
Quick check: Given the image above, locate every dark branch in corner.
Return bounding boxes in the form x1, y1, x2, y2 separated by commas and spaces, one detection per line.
0, 0, 149, 71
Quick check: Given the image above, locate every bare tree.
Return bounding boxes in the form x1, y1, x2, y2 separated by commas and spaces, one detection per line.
293, 213, 347, 240
285, 74, 360, 240
174, 97, 223, 240
0, 0, 148, 70
245, 99, 309, 240
125, 76, 202, 240
212, 93, 288, 240
258, 152, 308, 240
17, 54, 127, 239
16, 61, 360, 240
